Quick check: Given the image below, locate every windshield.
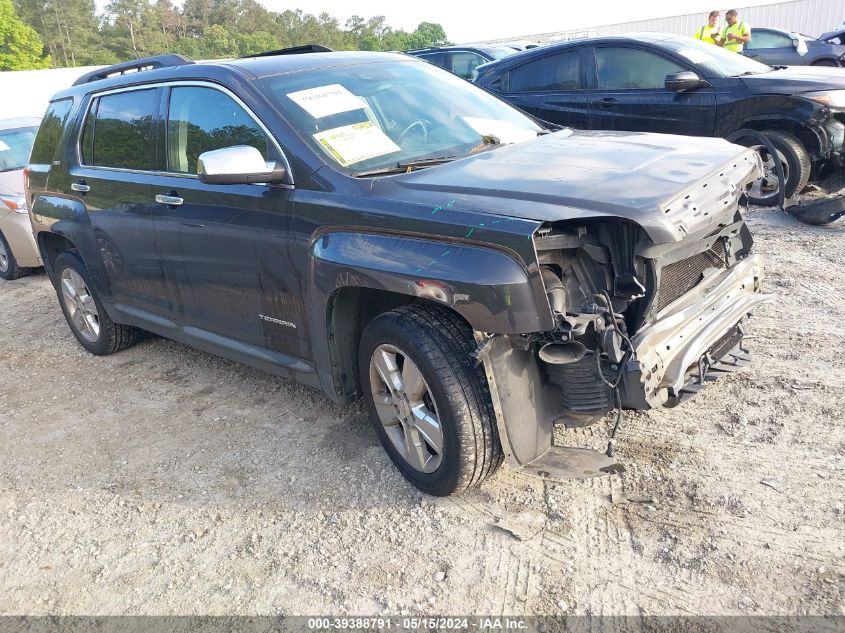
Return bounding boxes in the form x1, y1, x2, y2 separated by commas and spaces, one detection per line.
661, 36, 773, 77
0, 126, 38, 172
256, 59, 542, 175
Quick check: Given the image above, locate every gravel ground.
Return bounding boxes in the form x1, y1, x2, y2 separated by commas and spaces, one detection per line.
0, 206, 843, 617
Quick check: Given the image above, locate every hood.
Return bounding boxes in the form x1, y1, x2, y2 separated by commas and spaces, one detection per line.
371, 130, 760, 245
741, 65, 845, 94
0, 169, 24, 196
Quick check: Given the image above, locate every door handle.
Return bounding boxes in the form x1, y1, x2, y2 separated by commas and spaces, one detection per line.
71, 182, 90, 193
181, 221, 206, 228
592, 98, 619, 108
155, 194, 183, 206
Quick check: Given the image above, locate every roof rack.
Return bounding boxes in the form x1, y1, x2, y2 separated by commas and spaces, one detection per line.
72, 54, 194, 86
244, 44, 333, 58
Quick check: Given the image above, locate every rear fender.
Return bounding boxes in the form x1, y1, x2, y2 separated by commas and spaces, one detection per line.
31, 195, 104, 289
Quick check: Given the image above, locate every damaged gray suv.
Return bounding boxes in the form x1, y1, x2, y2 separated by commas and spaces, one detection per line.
27, 48, 772, 495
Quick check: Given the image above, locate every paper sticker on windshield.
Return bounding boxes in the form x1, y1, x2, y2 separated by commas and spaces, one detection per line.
313, 122, 400, 167
287, 84, 366, 119
0, 140, 9, 151
462, 117, 536, 144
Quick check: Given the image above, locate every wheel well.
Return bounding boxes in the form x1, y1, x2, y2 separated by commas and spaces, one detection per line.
735, 120, 822, 160
326, 287, 471, 404
37, 233, 77, 277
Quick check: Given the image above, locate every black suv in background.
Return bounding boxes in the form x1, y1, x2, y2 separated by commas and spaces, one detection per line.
474, 33, 845, 199
27, 49, 770, 495
405, 45, 515, 79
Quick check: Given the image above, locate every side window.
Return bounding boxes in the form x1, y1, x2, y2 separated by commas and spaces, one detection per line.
449, 52, 488, 79
30, 98, 73, 165
747, 31, 792, 49
509, 51, 581, 92
417, 52, 446, 67
595, 47, 686, 90
166, 86, 271, 175
88, 89, 157, 170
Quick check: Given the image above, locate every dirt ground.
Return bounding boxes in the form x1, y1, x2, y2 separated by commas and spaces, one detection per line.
0, 206, 843, 617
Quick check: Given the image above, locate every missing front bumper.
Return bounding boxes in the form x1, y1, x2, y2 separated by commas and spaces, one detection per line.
624, 254, 774, 409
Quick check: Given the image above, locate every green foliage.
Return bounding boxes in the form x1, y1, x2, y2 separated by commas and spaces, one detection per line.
8, 0, 450, 67
0, 0, 50, 69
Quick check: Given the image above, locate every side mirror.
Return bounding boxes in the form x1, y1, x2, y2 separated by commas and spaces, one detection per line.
792, 38, 800, 48
665, 71, 705, 92
197, 145, 287, 185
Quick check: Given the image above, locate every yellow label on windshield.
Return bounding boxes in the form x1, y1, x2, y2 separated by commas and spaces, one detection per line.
313, 122, 401, 167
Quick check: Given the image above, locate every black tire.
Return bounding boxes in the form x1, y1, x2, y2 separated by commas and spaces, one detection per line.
760, 130, 811, 199
0, 230, 31, 281
810, 59, 839, 67
53, 251, 139, 355
359, 303, 503, 496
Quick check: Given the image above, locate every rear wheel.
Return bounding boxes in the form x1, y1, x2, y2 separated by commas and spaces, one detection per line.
0, 230, 30, 281
810, 59, 839, 67
359, 303, 503, 496
760, 130, 811, 199
53, 251, 139, 355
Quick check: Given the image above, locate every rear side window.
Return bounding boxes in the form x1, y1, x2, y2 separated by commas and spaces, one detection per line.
509, 51, 581, 92
449, 51, 488, 80
30, 99, 72, 165
84, 89, 157, 171
596, 47, 686, 90
747, 31, 792, 49
416, 52, 446, 67
165, 86, 271, 174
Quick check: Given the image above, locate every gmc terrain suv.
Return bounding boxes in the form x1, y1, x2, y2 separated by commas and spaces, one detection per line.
27, 48, 772, 496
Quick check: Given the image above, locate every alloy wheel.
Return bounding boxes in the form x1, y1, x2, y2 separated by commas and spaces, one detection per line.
369, 343, 443, 473
0, 239, 8, 273
748, 144, 789, 202
60, 268, 100, 343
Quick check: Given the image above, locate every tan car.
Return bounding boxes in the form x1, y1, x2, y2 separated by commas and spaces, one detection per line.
0, 116, 42, 280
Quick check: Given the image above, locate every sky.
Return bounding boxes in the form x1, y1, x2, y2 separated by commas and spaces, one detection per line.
233, 0, 775, 43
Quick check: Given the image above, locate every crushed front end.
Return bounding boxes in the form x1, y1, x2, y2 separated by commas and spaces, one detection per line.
532, 213, 771, 425
479, 150, 774, 478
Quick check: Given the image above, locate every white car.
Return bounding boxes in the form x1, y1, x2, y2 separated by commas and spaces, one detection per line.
0, 116, 42, 280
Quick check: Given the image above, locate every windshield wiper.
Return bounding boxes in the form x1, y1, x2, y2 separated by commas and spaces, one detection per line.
353, 155, 459, 177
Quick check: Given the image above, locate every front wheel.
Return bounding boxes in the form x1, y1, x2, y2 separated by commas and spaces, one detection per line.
53, 251, 139, 355
359, 304, 503, 496
0, 230, 30, 281
760, 130, 811, 199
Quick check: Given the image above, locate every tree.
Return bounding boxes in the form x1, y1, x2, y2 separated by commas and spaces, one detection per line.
10, 0, 451, 67
15, 0, 110, 67
405, 21, 449, 49
0, 0, 50, 69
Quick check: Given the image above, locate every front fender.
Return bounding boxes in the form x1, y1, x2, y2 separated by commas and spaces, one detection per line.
310, 231, 553, 334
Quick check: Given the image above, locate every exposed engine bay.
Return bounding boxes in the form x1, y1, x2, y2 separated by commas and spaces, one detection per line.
530, 213, 765, 425
478, 185, 774, 479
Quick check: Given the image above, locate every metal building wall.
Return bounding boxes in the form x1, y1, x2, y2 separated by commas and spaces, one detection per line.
477, 0, 844, 45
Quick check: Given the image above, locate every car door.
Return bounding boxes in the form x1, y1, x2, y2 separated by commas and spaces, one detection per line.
497, 48, 590, 128
744, 30, 797, 65
70, 87, 177, 315
152, 83, 294, 349
588, 45, 715, 136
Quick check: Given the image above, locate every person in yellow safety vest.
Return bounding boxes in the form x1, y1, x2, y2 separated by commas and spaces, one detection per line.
694, 11, 724, 45
720, 9, 751, 52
